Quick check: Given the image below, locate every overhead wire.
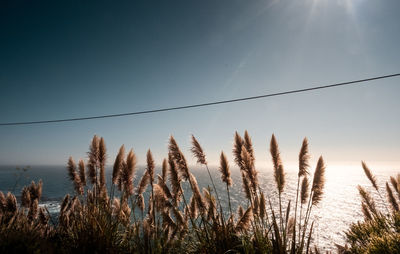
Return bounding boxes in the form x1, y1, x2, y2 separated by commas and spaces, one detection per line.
0, 73, 399, 126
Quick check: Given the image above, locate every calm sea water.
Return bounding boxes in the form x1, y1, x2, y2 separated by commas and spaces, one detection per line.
0, 164, 398, 251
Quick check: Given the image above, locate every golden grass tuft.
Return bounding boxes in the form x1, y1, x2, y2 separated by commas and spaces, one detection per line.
298, 138, 310, 177
386, 182, 399, 212
191, 135, 207, 165
357, 185, 377, 216
311, 156, 325, 205
270, 134, 285, 193
219, 151, 232, 186
112, 145, 125, 185
362, 161, 379, 192
235, 207, 253, 233
122, 149, 136, 196
300, 176, 309, 205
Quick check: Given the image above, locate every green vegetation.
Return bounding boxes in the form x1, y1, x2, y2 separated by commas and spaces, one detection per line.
340, 163, 400, 254
0, 132, 326, 253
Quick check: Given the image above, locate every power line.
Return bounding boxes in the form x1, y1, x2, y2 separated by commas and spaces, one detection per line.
1, 73, 399, 126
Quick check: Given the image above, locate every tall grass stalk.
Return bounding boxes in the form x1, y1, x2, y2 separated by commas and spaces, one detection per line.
0, 133, 327, 253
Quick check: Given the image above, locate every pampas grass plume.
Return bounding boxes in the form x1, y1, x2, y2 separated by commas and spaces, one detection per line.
112, 145, 125, 185
219, 151, 232, 186
362, 161, 379, 192
299, 138, 310, 177
191, 135, 207, 165
311, 156, 325, 205
386, 182, 399, 212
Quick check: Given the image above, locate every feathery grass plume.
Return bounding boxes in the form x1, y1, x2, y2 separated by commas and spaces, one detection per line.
38, 207, 49, 225
189, 196, 198, 218
121, 202, 131, 222
60, 194, 70, 214
0, 192, 6, 212
21, 186, 31, 208
157, 175, 172, 199
189, 173, 206, 212
67, 157, 77, 182
162, 210, 177, 230
357, 185, 377, 215
203, 188, 216, 220
87, 190, 94, 204
253, 194, 259, 216
301, 176, 310, 204
169, 136, 189, 180
147, 195, 154, 222
69, 196, 78, 213
112, 145, 125, 185
171, 207, 185, 229
122, 149, 136, 195
361, 202, 372, 220
29, 180, 42, 201
260, 192, 266, 219
397, 174, 400, 195
299, 138, 310, 177
146, 149, 155, 183
270, 134, 285, 194
66, 159, 83, 195
233, 132, 244, 168
235, 207, 253, 233
241, 146, 258, 193
390, 176, 399, 194
362, 161, 379, 192
162, 158, 168, 181
168, 153, 182, 205
99, 137, 107, 167
78, 159, 86, 186
386, 182, 399, 212
28, 199, 38, 221
37, 180, 43, 199
241, 171, 252, 200
311, 156, 325, 205
74, 173, 83, 195
99, 137, 107, 188
5, 192, 17, 213
137, 171, 150, 196
112, 198, 120, 216
87, 135, 100, 185
220, 150, 234, 218
154, 183, 170, 212
117, 168, 123, 192
72, 196, 82, 212
191, 135, 207, 165
244, 130, 256, 170
137, 194, 145, 212
219, 151, 232, 186
237, 206, 244, 218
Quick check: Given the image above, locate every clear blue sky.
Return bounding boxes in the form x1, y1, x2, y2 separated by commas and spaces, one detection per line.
0, 0, 399, 167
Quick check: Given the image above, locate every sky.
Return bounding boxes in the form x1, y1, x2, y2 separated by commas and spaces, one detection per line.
0, 0, 399, 169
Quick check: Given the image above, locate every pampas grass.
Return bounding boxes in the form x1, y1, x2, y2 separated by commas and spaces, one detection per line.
362, 161, 378, 191
112, 145, 125, 185
341, 162, 400, 253
270, 134, 285, 194
311, 156, 325, 206
386, 182, 399, 212
0, 133, 328, 254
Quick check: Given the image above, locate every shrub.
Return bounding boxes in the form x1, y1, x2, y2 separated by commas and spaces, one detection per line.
340, 162, 400, 254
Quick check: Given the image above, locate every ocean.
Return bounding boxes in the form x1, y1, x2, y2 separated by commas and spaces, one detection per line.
0, 164, 398, 252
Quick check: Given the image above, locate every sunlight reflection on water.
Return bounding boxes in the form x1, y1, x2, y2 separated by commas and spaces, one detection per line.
1, 163, 399, 251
